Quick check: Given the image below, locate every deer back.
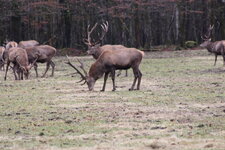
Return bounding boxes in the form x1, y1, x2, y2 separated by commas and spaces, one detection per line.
8, 47, 29, 67
99, 48, 144, 68
28, 45, 56, 62
88, 44, 127, 59
18, 40, 39, 48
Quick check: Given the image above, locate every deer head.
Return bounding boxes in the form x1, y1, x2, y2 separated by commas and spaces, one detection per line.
200, 25, 214, 48
83, 21, 109, 55
16, 56, 38, 79
65, 56, 96, 91
5, 41, 18, 50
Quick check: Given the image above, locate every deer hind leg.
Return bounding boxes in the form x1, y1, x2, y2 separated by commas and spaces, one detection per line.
116, 70, 122, 77
50, 60, 55, 77
125, 70, 128, 77
136, 70, 142, 90
222, 50, 225, 66
129, 68, 139, 91
101, 72, 109, 92
214, 54, 217, 66
42, 62, 50, 78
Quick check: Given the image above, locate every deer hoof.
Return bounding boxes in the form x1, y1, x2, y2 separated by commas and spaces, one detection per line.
129, 88, 134, 91
112, 89, 116, 91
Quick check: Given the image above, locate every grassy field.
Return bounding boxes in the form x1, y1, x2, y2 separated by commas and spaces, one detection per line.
0, 49, 225, 150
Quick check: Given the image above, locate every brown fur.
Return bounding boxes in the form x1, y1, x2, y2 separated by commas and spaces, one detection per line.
87, 48, 144, 91
18, 40, 39, 48
25, 45, 56, 77
5, 41, 18, 50
200, 39, 225, 66
4, 47, 32, 80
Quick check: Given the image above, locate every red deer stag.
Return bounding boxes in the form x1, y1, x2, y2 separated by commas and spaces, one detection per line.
66, 48, 144, 91
200, 25, 225, 66
4, 47, 37, 80
84, 21, 128, 76
25, 45, 56, 77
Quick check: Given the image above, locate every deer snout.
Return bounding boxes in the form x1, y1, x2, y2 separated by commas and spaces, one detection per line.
87, 77, 95, 91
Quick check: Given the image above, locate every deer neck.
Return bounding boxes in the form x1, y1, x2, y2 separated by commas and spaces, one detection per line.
95, 47, 104, 59
89, 61, 105, 80
205, 42, 215, 53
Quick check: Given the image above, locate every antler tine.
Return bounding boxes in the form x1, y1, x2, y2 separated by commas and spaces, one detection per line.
95, 21, 109, 44
202, 24, 214, 40
209, 24, 214, 30
84, 23, 98, 46
76, 57, 88, 76
65, 55, 87, 84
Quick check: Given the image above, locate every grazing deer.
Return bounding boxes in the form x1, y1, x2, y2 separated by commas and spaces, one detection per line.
66, 47, 144, 91
4, 47, 37, 80
25, 45, 56, 77
18, 40, 39, 48
200, 25, 225, 66
84, 21, 128, 76
0, 46, 5, 70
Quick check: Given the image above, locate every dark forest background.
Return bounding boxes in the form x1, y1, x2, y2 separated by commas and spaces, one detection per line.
0, 0, 225, 50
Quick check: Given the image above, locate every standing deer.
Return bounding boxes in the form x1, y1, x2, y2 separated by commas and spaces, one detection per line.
25, 45, 56, 77
66, 47, 144, 91
84, 21, 128, 76
200, 25, 225, 66
4, 47, 36, 80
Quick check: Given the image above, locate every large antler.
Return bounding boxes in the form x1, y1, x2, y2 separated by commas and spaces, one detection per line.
202, 24, 214, 40
83, 21, 109, 46
65, 55, 87, 85
83, 23, 98, 46
96, 21, 109, 44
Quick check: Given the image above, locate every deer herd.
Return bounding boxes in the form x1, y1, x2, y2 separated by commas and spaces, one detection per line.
0, 22, 224, 91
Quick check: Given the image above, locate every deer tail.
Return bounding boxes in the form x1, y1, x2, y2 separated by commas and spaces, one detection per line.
139, 50, 145, 57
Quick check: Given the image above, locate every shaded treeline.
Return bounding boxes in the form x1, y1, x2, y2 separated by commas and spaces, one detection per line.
0, 0, 225, 50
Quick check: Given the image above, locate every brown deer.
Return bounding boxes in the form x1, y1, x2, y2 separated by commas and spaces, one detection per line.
18, 40, 39, 48
200, 25, 225, 66
25, 45, 56, 77
0, 46, 5, 70
66, 47, 144, 91
4, 47, 37, 80
84, 21, 128, 76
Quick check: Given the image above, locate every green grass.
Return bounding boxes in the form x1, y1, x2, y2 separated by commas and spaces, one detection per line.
0, 50, 225, 150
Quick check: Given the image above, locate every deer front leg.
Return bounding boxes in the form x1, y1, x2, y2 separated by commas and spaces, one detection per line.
214, 54, 217, 66
101, 72, 109, 92
34, 63, 38, 77
110, 70, 116, 91
4, 61, 10, 81
222, 50, 225, 66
